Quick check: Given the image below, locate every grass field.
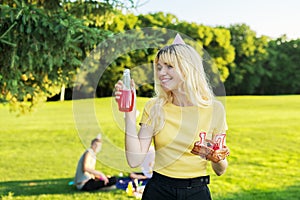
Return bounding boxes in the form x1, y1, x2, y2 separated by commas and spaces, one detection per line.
0, 95, 299, 200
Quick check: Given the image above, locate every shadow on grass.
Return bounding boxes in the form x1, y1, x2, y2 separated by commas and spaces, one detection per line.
217, 184, 300, 200
0, 178, 78, 197
1, 178, 299, 200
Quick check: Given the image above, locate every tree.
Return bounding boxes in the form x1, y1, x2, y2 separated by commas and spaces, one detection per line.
225, 24, 269, 95
0, 1, 112, 113
49, 1, 155, 98
137, 13, 235, 84
259, 37, 300, 94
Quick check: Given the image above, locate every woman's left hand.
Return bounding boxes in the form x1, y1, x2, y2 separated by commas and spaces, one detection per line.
206, 146, 230, 163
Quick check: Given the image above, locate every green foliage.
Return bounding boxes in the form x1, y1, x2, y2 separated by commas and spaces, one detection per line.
0, 96, 299, 199
182, 23, 232, 81
0, 2, 111, 114
137, 13, 235, 82
73, 28, 163, 99
61, 2, 156, 97
225, 24, 269, 95
259, 37, 300, 94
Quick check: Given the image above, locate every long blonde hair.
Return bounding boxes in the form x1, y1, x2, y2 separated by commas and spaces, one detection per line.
149, 44, 214, 132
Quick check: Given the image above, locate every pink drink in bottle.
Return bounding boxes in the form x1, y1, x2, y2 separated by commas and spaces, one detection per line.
118, 69, 134, 112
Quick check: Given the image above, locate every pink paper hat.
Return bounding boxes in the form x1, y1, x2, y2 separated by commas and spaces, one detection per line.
96, 133, 101, 139
172, 33, 185, 44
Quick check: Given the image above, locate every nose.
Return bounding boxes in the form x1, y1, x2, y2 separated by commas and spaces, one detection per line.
158, 66, 167, 75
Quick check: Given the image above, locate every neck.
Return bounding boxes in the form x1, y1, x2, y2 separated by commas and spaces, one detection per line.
171, 91, 193, 107
89, 147, 96, 154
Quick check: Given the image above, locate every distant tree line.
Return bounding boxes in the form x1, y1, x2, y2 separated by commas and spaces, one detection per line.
1, 0, 299, 113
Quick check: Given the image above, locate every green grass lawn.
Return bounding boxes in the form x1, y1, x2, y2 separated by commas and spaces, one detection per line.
0, 95, 299, 200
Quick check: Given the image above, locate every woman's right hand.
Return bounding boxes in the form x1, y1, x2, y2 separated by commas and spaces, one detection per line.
114, 80, 123, 102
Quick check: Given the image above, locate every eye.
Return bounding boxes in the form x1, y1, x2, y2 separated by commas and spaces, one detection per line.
167, 65, 173, 69
157, 64, 163, 71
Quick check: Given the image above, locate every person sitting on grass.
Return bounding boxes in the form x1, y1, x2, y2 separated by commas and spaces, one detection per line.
74, 134, 117, 191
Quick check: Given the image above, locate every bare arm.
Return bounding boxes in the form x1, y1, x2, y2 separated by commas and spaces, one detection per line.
125, 103, 153, 168
211, 158, 228, 176
115, 79, 153, 168
206, 147, 229, 176
82, 151, 109, 184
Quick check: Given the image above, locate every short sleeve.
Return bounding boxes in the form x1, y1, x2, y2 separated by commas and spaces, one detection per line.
139, 99, 155, 127
211, 100, 228, 135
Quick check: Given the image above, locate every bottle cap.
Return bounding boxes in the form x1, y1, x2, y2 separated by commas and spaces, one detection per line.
124, 68, 130, 75
123, 69, 131, 89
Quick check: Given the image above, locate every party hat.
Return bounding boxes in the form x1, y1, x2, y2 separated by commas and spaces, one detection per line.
172, 33, 185, 44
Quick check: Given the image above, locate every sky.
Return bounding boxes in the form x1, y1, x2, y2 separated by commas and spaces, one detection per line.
132, 0, 300, 40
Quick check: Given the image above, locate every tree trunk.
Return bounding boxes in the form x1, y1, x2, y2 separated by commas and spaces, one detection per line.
60, 84, 65, 101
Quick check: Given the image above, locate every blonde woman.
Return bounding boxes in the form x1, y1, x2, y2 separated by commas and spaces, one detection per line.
115, 34, 229, 200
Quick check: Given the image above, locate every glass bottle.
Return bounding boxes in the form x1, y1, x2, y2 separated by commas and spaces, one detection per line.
118, 69, 134, 112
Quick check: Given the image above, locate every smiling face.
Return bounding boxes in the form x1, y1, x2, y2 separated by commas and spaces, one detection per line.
156, 60, 182, 92
153, 44, 213, 107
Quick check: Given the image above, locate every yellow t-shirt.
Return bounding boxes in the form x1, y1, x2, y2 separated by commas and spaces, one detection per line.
140, 99, 228, 178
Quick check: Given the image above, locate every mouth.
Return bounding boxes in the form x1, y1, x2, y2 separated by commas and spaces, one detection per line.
160, 77, 172, 83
